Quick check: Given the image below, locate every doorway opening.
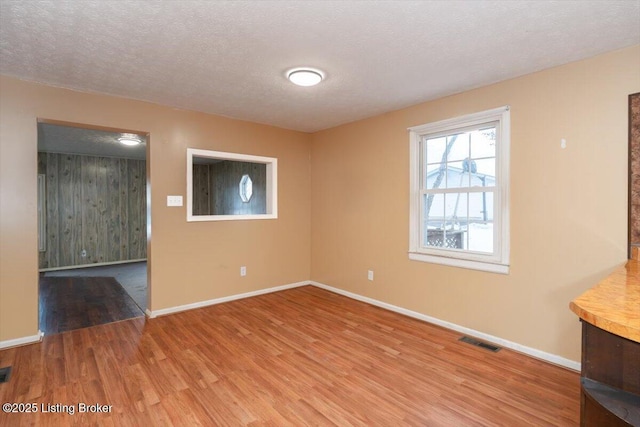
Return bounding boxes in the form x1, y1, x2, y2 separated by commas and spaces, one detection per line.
36, 120, 150, 335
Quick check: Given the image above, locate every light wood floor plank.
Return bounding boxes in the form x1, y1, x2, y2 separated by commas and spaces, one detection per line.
0, 286, 579, 426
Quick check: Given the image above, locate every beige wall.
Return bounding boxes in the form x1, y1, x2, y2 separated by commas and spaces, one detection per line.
0, 76, 311, 342
310, 46, 640, 362
2, 46, 638, 362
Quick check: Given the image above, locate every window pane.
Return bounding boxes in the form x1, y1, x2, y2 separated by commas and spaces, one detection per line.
468, 222, 494, 253
470, 126, 496, 159
444, 192, 467, 225
445, 161, 469, 188
424, 136, 446, 165
426, 162, 440, 175
423, 193, 443, 247
423, 193, 467, 249
424, 136, 446, 190
473, 158, 495, 178
446, 133, 470, 162
427, 228, 465, 249
469, 192, 493, 222
427, 163, 447, 189
444, 193, 467, 249
423, 193, 444, 224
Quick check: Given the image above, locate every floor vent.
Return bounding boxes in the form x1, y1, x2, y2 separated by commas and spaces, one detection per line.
0, 366, 12, 383
459, 336, 502, 352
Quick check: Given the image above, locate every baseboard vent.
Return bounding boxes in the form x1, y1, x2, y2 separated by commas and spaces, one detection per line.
0, 366, 12, 383
459, 336, 501, 352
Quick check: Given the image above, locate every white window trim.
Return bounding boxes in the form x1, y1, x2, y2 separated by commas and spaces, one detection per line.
186, 148, 278, 221
408, 106, 510, 274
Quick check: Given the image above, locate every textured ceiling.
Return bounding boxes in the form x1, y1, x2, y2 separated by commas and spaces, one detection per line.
2, 1, 639, 133
38, 123, 147, 160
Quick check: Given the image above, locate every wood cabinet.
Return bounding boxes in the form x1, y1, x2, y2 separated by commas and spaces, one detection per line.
570, 259, 640, 426
578, 321, 640, 426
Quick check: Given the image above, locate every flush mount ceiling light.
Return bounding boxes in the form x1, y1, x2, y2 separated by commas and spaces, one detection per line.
287, 68, 324, 87
118, 133, 142, 146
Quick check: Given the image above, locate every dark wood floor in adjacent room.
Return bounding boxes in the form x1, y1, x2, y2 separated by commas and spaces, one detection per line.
0, 286, 580, 426
39, 276, 144, 335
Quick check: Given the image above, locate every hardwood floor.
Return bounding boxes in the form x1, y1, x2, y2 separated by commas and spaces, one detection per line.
44, 262, 148, 312
1, 286, 580, 426
39, 276, 144, 335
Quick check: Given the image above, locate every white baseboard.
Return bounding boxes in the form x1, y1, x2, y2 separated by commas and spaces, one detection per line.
309, 281, 581, 372
10, 279, 578, 370
0, 330, 44, 350
0, 281, 581, 371
147, 281, 309, 318
39, 258, 147, 273
146, 279, 580, 370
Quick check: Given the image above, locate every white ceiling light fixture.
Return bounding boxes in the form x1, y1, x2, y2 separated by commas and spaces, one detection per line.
118, 133, 142, 146
287, 68, 324, 87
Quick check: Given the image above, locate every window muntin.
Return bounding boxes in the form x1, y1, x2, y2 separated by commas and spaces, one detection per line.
409, 106, 509, 273
422, 125, 497, 254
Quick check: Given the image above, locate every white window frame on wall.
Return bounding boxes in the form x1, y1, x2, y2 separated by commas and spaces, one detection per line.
186, 148, 278, 222
408, 106, 510, 274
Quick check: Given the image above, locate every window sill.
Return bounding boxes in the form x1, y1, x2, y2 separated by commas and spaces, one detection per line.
408, 252, 509, 274
187, 213, 277, 222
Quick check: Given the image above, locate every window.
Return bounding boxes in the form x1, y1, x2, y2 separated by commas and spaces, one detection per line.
186, 148, 277, 221
239, 174, 253, 202
408, 106, 510, 273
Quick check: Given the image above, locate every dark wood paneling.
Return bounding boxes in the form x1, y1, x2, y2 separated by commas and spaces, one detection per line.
45, 153, 59, 268
192, 164, 211, 215
211, 161, 224, 214
38, 156, 47, 268
119, 158, 130, 258
191, 160, 267, 216
211, 160, 266, 215
38, 153, 146, 269
128, 159, 146, 260
95, 156, 109, 263
58, 154, 82, 266
81, 155, 99, 264
105, 157, 122, 261
249, 162, 267, 213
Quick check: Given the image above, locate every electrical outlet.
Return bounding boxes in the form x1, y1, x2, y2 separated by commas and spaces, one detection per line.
240, 266, 247, 276
81, 249, 87, 258
368, 270, 374, 281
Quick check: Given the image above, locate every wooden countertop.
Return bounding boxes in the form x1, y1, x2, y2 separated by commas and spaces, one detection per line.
570, 260, 640, 343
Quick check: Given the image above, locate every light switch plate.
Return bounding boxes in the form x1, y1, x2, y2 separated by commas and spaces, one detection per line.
167, 195, 183, 207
